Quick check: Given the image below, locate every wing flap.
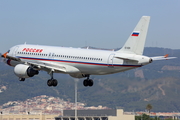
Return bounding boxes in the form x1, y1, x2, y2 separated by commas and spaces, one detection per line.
27, 61, 66, 73
27, 61, 80, 74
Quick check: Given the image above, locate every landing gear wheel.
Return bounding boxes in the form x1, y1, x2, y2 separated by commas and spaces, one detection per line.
83, 79, 89, 87
47, 79, 53, 87
83, 79, 94, 87
19, 78, 25, 81
47, 71, 58, 87
52, 79, 58, 87
88, 79, 93, 87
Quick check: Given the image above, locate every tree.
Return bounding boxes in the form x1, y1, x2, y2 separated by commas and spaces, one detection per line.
146, 104, 153, 113
135, 114, 160, 120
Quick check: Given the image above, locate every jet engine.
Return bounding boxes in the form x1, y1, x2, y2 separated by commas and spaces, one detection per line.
14, 64, 39, 78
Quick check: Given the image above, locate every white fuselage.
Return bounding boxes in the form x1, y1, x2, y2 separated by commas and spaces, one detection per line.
7, 44, 144, 76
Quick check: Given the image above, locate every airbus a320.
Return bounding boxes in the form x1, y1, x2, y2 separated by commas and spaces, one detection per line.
1, 16, 176, 87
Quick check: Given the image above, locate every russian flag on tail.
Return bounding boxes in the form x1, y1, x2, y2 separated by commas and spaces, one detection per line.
131, 32, 140, 36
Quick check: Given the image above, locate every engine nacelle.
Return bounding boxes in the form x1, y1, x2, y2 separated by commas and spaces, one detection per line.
14, 64, 39, 78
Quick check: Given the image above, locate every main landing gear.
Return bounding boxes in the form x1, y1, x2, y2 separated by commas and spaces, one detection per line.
47, 79, 58, 87
47, 71, 58, 87
83, 75, 93, 87
19, 72, 93, 87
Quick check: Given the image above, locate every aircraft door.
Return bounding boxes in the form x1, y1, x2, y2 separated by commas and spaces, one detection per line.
108, 53, 115, 67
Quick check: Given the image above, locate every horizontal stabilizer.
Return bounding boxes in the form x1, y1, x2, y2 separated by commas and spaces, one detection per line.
151, 54, 177, 61
115, 56, 138, 62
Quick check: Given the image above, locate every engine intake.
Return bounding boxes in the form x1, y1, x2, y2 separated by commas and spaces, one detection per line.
14, 64, 39, 78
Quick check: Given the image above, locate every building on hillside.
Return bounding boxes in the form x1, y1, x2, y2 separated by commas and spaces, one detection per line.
55, 109, 135, 120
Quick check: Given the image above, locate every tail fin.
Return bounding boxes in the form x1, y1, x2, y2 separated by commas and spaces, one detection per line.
117, 16, 150, 55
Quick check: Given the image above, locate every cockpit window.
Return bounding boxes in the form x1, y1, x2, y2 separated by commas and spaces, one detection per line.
7, 50, 10, 53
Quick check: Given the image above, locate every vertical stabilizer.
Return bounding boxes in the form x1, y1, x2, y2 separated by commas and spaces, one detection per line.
117, 16, 150, 55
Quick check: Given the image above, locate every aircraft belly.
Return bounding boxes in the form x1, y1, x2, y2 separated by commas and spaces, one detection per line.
79, 66, 135, 75
66, 62, 136, 75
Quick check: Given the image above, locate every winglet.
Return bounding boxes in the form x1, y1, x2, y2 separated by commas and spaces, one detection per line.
1, 52, 8, 58
164, 54, 169, 58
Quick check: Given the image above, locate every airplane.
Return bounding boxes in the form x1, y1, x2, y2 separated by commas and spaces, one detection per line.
1, 16, 176, 87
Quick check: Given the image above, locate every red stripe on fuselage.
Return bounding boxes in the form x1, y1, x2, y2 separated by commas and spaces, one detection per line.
19, 57, 142, 67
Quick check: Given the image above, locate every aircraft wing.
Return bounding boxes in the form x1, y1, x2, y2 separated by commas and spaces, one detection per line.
151, 54, 177, 61
1, 52, 21, 61
28, 61, 81, 74
27, 61, 66, 73
1, 52, 80, 74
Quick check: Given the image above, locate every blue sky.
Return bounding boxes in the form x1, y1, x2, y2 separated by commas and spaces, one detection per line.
0, 0, 180, 53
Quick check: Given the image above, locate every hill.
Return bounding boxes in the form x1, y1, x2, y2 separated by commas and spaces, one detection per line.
0, 47, 180, 112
